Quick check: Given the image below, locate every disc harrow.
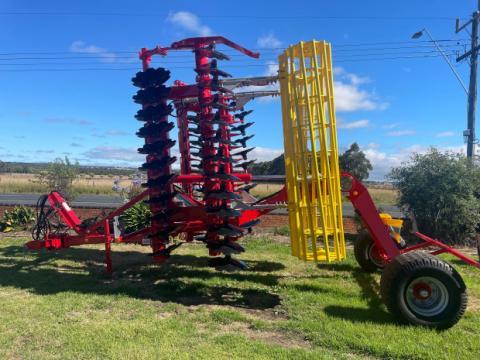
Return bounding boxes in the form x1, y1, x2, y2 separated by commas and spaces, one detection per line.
21, 35, 480, 330
65, 35, 281, 270
132, 64, 177, 262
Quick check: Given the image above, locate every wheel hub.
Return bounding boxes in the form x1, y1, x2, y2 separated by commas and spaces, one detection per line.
413, 283, 432, 300
405, 276, 449, 317
367, 243, 385, 268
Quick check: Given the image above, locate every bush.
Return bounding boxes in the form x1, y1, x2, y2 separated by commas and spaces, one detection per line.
0, 206, 35, 232
119, 203, 151, 234
35, 157, 80, 200
389, 148, 480, 245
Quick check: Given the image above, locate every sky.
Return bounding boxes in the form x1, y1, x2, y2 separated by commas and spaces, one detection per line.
0, 0, 478, 179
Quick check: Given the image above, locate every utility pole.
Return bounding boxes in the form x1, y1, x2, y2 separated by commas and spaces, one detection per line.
456, 2, 480, 159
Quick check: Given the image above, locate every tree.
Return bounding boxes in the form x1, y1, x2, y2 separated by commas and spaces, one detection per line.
35, 157, 80, 200
389, 148, 480, 246
251, 154, 285, 175
339, 143, 373, 181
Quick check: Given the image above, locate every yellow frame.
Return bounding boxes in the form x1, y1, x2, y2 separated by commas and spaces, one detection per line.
278, 40, 346, 262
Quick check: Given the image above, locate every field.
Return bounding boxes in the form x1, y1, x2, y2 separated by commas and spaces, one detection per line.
0, 174, 399, 205
0, 234, 478, 359
251, 183, 398, 205
0, 173, 128, 196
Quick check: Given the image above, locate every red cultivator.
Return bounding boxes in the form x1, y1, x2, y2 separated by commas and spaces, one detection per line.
28, 36, 287, 272
25, 36, 479, 329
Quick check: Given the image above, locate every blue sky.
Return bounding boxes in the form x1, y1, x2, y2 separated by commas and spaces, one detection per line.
0, 0, 477, 179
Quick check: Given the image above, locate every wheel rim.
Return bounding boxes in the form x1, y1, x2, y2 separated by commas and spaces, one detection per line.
405, 276, 449, 317
367, 242, 385, 268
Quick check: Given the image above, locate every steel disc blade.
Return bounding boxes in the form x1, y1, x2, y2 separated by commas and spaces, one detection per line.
132, 67, 171, 88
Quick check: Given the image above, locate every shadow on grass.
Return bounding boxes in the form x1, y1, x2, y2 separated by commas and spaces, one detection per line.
316, 262, 357, 272
449, 257, 480, 268
323, 269, 394, 325
0, 245, 282, 310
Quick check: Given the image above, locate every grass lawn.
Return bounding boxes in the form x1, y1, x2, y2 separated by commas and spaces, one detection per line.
0, 235, 478, 359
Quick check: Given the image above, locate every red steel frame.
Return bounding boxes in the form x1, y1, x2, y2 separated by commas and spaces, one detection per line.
25, 179, 287, 270
25, 36, 281, 272
26, 171, 480, 272
24, 35, 480, 274
342, 172, 480, 269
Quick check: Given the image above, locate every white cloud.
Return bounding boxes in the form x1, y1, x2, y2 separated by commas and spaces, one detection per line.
363, 148, 401, 180
166, 11, 212, 36
93, 129, 129, 137
338, 119, 369, 129
363, 143, 423, 180
387, 130, 416, 136
334, 66, 368, 85
44, 117, 91, 126
436, 131, 456, 137
265, 60, 279, 77
362, 143, 468, 180
236, 65, 381, 111
257, 32, 282, 49
250, 147, 283, 162
335, 82, 378, 112
83, 146, 144, 162
382, 123, 399, 129
333, 67, 386, 112
70, 41, 116, 63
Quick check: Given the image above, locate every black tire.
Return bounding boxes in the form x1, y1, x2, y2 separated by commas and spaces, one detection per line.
354, 231, 386, 272
380, 252, 468, 329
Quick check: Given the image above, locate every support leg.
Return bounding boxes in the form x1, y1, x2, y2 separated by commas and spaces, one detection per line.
104, 219, 113, 274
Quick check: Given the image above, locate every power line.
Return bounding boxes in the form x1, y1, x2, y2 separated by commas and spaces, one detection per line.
0, 45, 466, 62
0, 52, 462, 72
0, 49, 462, 68
0, 11, 462, 21
0, 49, 461, 66
336, 52, 460, 63
0, 39, 470, 57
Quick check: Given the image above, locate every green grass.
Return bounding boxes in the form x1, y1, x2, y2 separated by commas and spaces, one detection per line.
273, 225, 290, 236
0, 236, 478, 359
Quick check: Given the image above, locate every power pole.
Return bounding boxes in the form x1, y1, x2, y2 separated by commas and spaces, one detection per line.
456, 2, 480, 159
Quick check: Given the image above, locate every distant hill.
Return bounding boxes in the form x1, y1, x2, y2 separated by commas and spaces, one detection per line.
0, 161, 136, 176
251, 154, 285, 175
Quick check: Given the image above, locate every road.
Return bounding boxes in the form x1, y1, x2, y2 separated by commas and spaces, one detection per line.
0, 193, 404, 217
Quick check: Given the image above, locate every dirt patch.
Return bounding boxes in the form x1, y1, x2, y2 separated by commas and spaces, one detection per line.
454, 247, 479, 258
220, 321, 310, 349
179, 303, 290, 324
0, 230, 31, 240
468, 295, 480, 312
240, 307, 290, 321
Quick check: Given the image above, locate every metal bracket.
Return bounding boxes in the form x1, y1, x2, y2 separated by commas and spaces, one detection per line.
219, 76, 278, 90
